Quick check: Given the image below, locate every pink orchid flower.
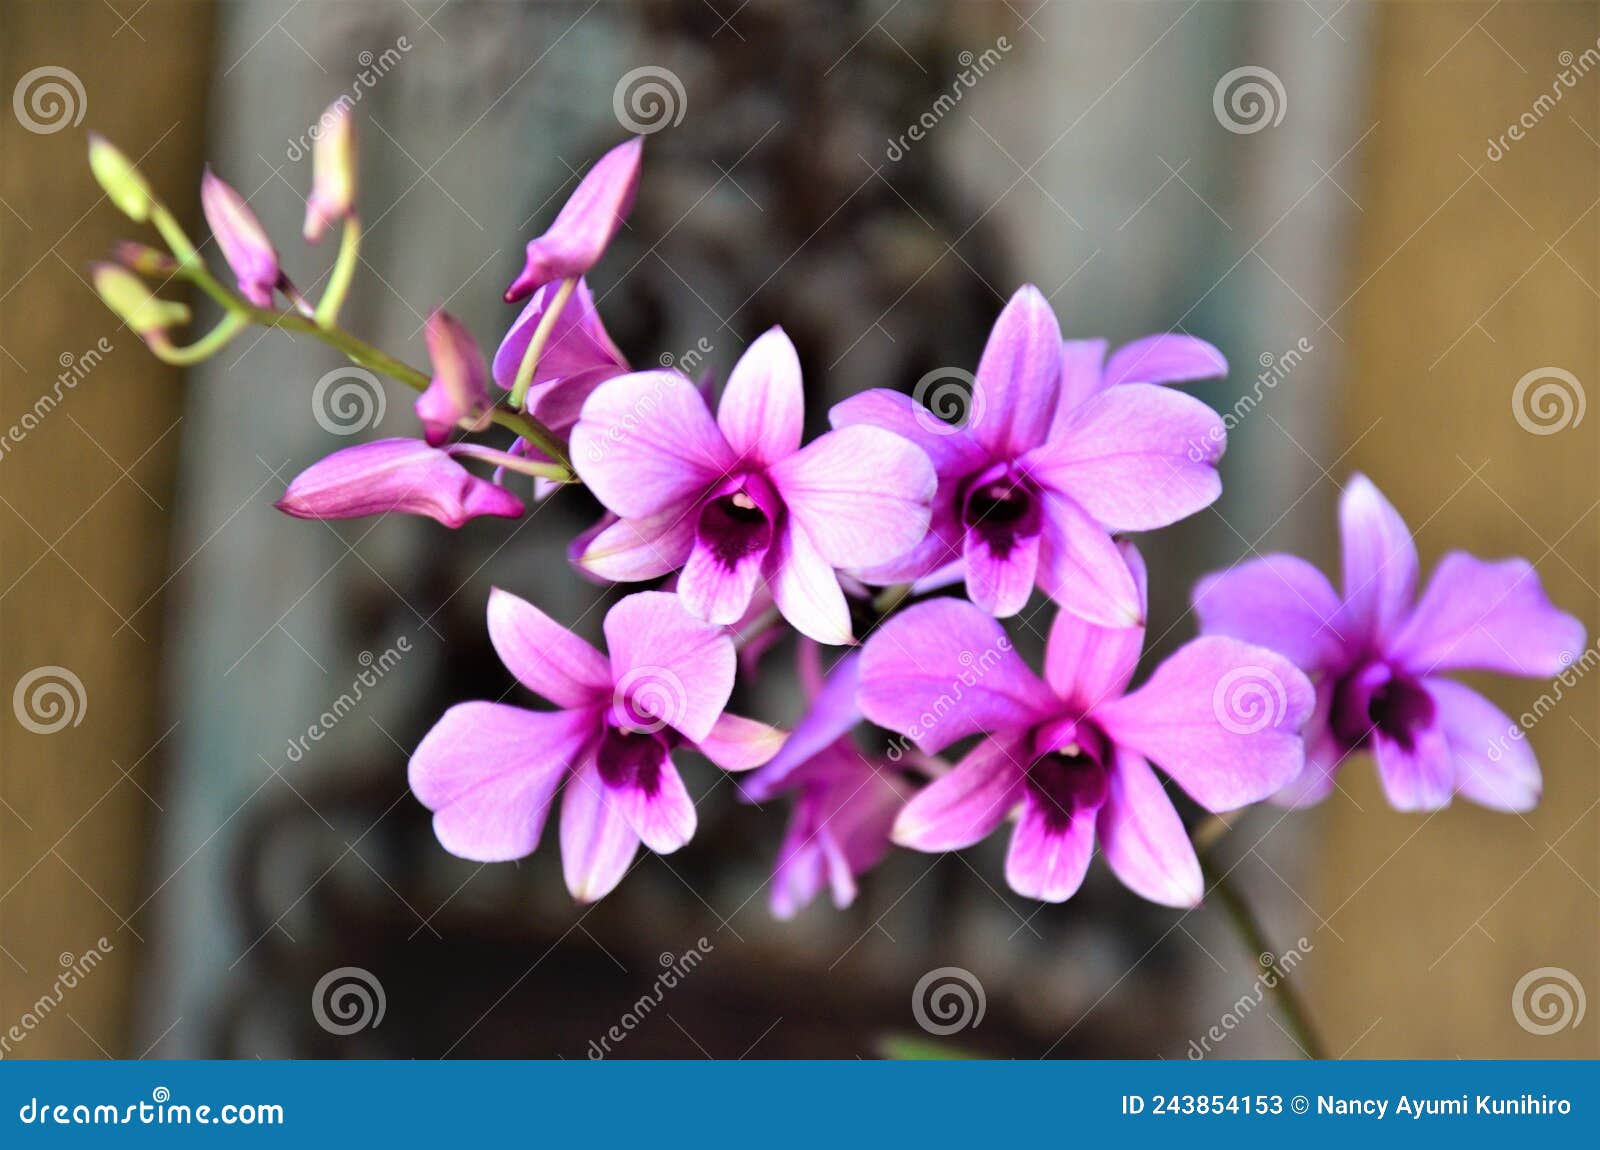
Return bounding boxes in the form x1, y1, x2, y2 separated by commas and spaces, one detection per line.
831, 285, 1227, 626
504, 137, 642, 303
859, 544, 1313, 905
493, 277, 629, 440
739, 649, 907, 919
409, 590, 783, 902
1194, 474, 1585, 811
569, 328, 937, 645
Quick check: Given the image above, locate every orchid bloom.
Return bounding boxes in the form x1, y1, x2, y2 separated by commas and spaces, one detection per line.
740, 650, 907, 919
493, 277, 628, 439
831, 285, 1227, 625
200, 167, 279, 308
569, 328, 937, 645
409, 590, 783, 902
504, 137, 642, 303
858, 544, 1313, 904
1193, 474, 1585, 812
276, 438, 523, 528
303, 101, 356, 243
414, 310, 494, 446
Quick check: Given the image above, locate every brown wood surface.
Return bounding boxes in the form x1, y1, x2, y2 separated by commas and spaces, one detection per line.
1, 0, 214, 1058
1314, 0, 1599, 1057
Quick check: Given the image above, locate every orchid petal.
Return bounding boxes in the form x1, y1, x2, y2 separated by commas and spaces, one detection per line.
1428, 678, 1540, 812
1102, 333, 1227, 386
698, 712, 787, 772
829, 388, 991, 479
717, 327, 804, 466
492, 278, 626, 391
892, 735, 1025, 851
603, 591, 735, 744
971, 284, 1063, 458
1339, 474, 1418, 644
574, 508, 696, 582
571, 371, 734, 519
743, 650, 861, 800
610, 751, 697, 854
1005, 798, 1097, 903
858, 599, 1055, 755
767, 519, 853, 646
1048, 338, 1110, 434
409, 703, 590, 862
1035, 490, 1143, 628
1025, 383, 1224, 532
1044, 541, 1148, 706
769, 425, 937, 569
964, 523, 1040, 618
1096, 748, 1203, 907
560, 757, 640, 902
1390, 552, 1584, 678
487, 586, 612, 709
1094, 636, 1314, 812
1192, 554, 1346, 670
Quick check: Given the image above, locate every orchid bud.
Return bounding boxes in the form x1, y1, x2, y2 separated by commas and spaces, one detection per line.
91, 262, 189, 337
415, 310, 493, 446
88, 134, 155, 222
504, 136, 642, 302
112, 241, 178, 277
276, 438, 523, 528
200, 167, 280, 308
304, 102, 357, 243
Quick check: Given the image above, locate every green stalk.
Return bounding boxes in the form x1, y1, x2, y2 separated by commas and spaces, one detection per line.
508, 276, 577, 412
148, 312, 249, 365
314, 216, 362, 328
1197, 849, 1328, 1060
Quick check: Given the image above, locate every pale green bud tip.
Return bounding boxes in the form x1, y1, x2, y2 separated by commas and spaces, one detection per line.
88, 134, 154, 223
91, 262, 190, 336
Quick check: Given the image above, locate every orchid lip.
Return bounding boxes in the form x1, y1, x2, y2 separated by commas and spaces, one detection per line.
595, 719, 677, 795
961, 461, 1041, 559
697, 471, 781, 572
1025, 715, 1112, 829
1331, 659, 1436, 752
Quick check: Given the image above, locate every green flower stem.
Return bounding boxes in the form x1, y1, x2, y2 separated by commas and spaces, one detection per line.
1197, 846, 1328, 1060
508, 275, 577, 412
171, 243, 572, 475
148, 311, 249, 365
314, 216, 362, 328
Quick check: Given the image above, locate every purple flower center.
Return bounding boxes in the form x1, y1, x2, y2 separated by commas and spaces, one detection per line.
1331, 660, 1436, 752
1026, 719, 1111, 830
697, 474, 778, 570
961, 464, 1040, 559
596, 722, 673, 796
